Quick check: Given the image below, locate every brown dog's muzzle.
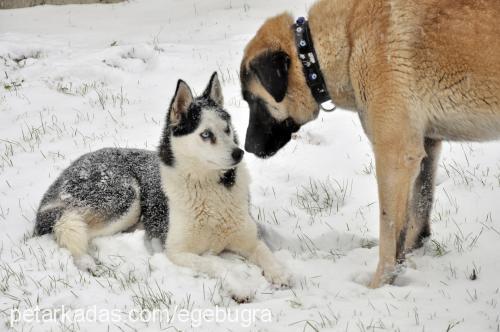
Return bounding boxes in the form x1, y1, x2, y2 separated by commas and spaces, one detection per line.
244, 96, 300, 158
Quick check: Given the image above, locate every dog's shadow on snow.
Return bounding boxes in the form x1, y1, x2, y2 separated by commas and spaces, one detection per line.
89, 226, 377, 276
48, 225, 379, 298
61, 228, 435, 292
259, 224, 377, 257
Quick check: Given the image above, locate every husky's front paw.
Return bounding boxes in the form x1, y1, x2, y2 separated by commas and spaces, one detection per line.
74, 255, 106, 277
223, 273, 255, 303
225, 285, 255, 303
264, 267, 292, 288
74, 254, 96, 271
230, 292, 253, 304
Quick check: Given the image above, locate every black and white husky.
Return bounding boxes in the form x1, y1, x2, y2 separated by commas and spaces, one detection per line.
34, 73, 290, 298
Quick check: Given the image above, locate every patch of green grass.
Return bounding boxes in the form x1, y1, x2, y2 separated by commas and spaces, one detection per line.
293, 177, 352, 219
430, 239, 448, 257
3, 79, 23, 90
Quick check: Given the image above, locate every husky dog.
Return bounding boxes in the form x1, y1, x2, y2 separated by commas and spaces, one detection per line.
34, 73, 290, 298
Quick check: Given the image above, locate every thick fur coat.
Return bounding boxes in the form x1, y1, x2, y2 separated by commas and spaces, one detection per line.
34, 73, 290, 300
240, 0, 500, 287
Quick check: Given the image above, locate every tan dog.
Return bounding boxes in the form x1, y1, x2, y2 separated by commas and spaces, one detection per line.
240, 0, 500, 288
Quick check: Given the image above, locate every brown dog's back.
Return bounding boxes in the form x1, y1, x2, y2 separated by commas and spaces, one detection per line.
414, 0, 500, 140
347, 0, 500, 141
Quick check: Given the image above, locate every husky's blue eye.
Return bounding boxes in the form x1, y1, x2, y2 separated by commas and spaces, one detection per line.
225, 126, 230, 135
200, 130, 213, 140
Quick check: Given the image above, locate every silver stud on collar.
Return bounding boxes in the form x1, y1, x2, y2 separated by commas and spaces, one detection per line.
321, 100, 336, 112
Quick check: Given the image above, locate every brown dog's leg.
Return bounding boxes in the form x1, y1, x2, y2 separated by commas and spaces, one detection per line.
404, 138, 442, 252
369, 124, 425, 288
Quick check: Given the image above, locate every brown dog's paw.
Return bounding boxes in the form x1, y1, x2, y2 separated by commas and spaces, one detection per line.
369, 263, 399, 288
368, 275, 384, 289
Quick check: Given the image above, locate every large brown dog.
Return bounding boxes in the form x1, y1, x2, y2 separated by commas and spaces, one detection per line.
240, 0, 500, 288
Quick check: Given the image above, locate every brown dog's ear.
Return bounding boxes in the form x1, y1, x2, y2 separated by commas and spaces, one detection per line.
169, 80, 193, 125
250, 51, 290, 103
203, 72, 224, 106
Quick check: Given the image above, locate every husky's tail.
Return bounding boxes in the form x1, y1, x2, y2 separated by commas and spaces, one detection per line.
52, 210, 89, 257
35, 205, 89, 258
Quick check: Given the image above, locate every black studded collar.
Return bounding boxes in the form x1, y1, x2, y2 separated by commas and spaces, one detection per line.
293, 17, 336, 112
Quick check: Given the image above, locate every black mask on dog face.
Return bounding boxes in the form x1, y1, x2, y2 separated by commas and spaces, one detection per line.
243, 93, 300, 158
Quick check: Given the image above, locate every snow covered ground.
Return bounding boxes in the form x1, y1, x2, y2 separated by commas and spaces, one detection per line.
1, 0, 499, 330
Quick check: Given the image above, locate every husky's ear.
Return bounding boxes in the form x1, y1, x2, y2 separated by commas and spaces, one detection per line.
169, 80, 193, 126
203, 72, 224, 106
250, 51, 290, 103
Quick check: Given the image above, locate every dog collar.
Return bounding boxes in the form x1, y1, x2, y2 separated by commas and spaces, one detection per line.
293, 17, 336, 112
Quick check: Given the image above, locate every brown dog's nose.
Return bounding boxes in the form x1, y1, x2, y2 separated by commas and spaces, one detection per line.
232, 148, 244, 163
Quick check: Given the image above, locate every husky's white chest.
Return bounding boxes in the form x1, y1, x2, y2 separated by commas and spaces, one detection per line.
160, 164, 251, 254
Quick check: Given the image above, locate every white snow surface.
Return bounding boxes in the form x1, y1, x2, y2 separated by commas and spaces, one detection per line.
1, 1, 500, 331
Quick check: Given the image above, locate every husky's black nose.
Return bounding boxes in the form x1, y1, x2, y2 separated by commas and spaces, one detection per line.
232, 148, 244, 163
